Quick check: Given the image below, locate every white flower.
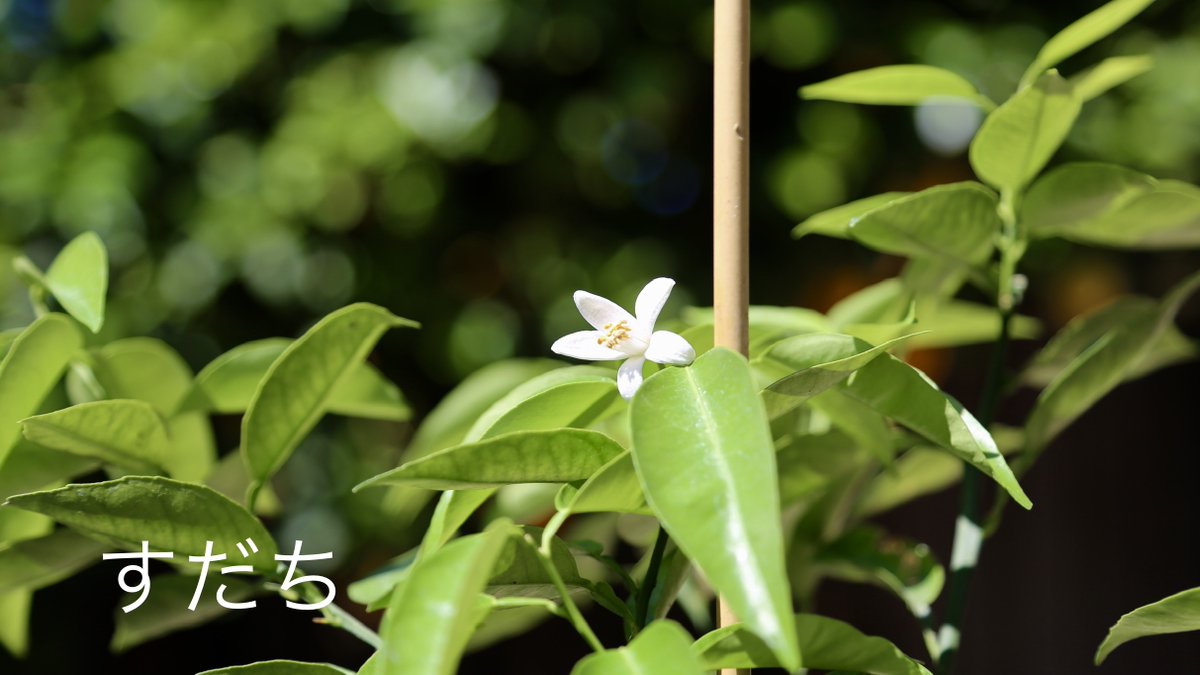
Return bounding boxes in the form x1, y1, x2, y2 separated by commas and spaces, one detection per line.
551, 277, 696, 400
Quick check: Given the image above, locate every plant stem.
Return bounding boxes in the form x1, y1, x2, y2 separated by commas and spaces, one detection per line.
533, 536, 605, 653
634, 527, 670, 628
299, 579, 382, 650
937, 309, 1014, 675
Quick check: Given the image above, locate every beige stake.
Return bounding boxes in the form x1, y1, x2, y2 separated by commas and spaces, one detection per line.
713, 1, 750, 674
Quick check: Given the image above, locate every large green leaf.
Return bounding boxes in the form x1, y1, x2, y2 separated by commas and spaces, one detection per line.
1023, 162, 1155, 237
694, 613, 932, 674
181, 338, 411, 421
800, 65, 990, 108
0, 528, 105, 595
43, 232, 108, 333
1040, 183, 1200, 249
21, 400, 172, 476
793, 192, 908, 240
572, 620, 703, 675
112, 573, 260, 652
1095, 587, 1200, 664
841, 355, 1032, 509
376, 522, 509, 675
1025, 271, 1200, 453
630, 348, 800, 670
969, 71, 1080, 194
198, 662, 353, 675
356, 429, 624, 491
0, 314, 82, 469
1070, 54, 1153, 101
1021, 0, 1156, 86
5, 476, 277, 571
242, 303, 417, 497
848, 182, 1000, 269
79, 338, 215, 482
463, 366, 617, 441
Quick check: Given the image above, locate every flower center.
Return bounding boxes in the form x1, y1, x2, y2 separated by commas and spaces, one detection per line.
597, 320, 635, 349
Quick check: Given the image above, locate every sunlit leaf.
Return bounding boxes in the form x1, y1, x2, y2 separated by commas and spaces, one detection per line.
1095, 587, 1200, 664
1071, 54, 1153, 101
793, 192, 908, 240
21, 400, 172, 476
801, 65, 990, 108
572, 620, 704, 675
1021, 0, 1156, 86
0, 314, 82, 470
44, 232, 108, 333
198, 661, 354, 675
630, 348, 800, 670
848, 182, 999, 269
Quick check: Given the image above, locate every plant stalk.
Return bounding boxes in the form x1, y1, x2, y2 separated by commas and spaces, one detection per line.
535, 542, 606, 653
634, 526, 670, 628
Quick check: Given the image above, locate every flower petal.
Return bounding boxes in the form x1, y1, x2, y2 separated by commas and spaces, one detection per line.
574, 290, 635, 331
644, 330, 696, 366
617, 356, 645, 400
552, 331, 625, 361
634, 277, 675, 329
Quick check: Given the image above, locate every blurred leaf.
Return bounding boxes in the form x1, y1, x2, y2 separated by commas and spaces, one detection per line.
198, 662, 353, 675
694, 613, 932, 674
6, 476, 278, 572
800, 65, 990, 108
357, 429, 624, 490
486, 527, 585, 600
112, 573, 261, 652
1025, 271, 1200, 453
0, 440, 99, 502
775, 431, 864, 506
572, 620, 703, 675
856, 447, 964, 518
242, 304, 417, 499
183, 338, 411, 421
793, 192, 908, 240
1037, 182, 1200, 249
0, 590, 32, 657
848, 182, 999, 270
44, 233, 108, 333
554, 451, 647, 516
816, 526, 944, 619
1022, 0, 1156, 86
0, 314, 82, 469
1023, 163, 1155, 237
1071, 55, 1153, 101
841, 355, 1032, 509
970, 72, 1079, 194
0, 528, 104, 595
21, 400, 171, 476
376, 522, 509, 675
810, 388, 896, 464
905, 299, 1041, 350
630, 348, 800, 671
1095, 587, 1200, 665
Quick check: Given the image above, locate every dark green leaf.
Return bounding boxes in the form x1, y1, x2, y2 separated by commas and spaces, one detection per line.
630, 348, 800, 670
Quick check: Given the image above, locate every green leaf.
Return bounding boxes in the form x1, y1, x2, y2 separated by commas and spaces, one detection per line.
775, 431, 865, 506
1025, 271, 1200, 453
21, 400, 172, 476
841, 355, 1032, 509
0, 314, 82, 469
406, 359, 563, 460
903, 299, 1040, 351
79, 337, 216, 481
1023, 162, 1155, 237
376, 522, 509, 675
816, 526, 944, 619
486, 527, 585, 600
694, 613, 932, 674
1021, 0, 1156, 86
554, 451, 646, 515
800, 65, 990, 108
969, 71, 1080, 194
630, 348, 800, 671
1095, 587, 1200, 664
793, 192, 908, 240
242, 304, 417, 496
5, 476, 278, 572
112, 573, 261, 652
1071, 54, 1153, 101
809, 388, 896, 464
183, 337, 411, 421
760, 332, 921, 419
43, 232, 108, 333
356, 429, 624, 491
464, 366, 618, 441
198, 662, 354, 675
0, 590, 32, 657
856, 447, 966, 517
848, 182, 1000, 269
0, 440, 99, 502
1041, 182, 1200, 249
572, 620, 704, 675
0, 528, 104, 595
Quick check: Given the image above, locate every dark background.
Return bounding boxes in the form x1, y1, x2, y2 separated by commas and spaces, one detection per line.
1, 0, 1198, 672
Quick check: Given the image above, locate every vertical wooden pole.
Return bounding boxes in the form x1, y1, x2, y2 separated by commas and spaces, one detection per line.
713, 0, 750, 357
713, 2, 750, 674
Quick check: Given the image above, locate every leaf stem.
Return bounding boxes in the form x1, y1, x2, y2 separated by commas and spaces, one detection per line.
532, 537, 605, 653
298, 578, 382, 649
634, 526, 670, 629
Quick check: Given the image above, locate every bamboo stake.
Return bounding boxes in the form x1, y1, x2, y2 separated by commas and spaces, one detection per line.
713, 1, 750, 674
